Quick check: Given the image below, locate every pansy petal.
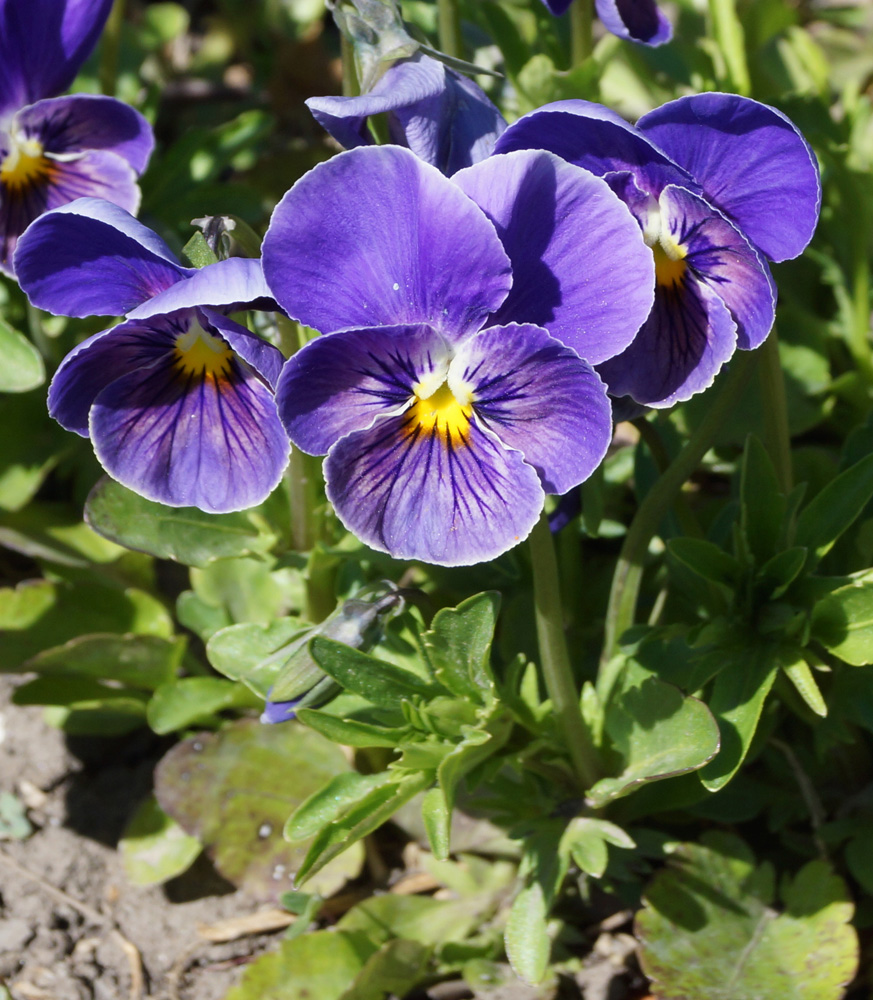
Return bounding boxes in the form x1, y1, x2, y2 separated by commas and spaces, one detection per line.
127, 258, 276, 323
494, 101, 693, 195
278, 324, 446, 455
638, 94, 821, 262
0, 149, 142, 275
325, 413, 544, 566
455, 150, 654, 363
597, 276, 737, 407
18, 95, 153, 173
201, 308, 285, 389
595, 0, 672, 45
47, 320, 171, 436
0, 0, 113, 114
89, 348, 289, 514
262, 145, 512, 340
540, 0, 574, 13
662, 184, 775, 350
15, 198, 187, 315
453, 323, 612, 494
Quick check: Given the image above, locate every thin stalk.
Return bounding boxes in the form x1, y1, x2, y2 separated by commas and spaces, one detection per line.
633, 417, 704, 539
757, 330, 793, 495
340, 32, 360, 97
601, 353, 755, 665
286, 448, 318, 554
569, 0, 594, 69
529, 513, 599, 791
99, 0, 126, 97
437, 0, 464, 59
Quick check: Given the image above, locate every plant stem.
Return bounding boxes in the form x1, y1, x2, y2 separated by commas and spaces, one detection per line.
99, 0, 126, 97
569, 0, 594, 68
757, 330, 793, 495
601, 353, 755, 665
437, 0, 464, 59
340, 32, 360, 97
529, 513, 599, 791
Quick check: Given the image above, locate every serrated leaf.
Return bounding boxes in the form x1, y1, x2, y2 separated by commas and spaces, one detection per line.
85, 477, 276, 567
637, 834, 858, 1000
119, 796, 201, 885
422, 592, 500, 702
811, 572, 873, 665
794, 452, 873, 563
0, 318, 44, 393
154, 719, 363, 899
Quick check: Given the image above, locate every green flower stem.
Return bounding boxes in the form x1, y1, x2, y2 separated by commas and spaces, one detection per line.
437, 0, 464, 60
601, 352, 755, 665
286, 448, 318, 554
340, 32, 360, 97
99, 0, 126, 97
569, 0, 594, 69
633, 417, 704, 539
757, 330, 793, 495
529, 513, 599, 791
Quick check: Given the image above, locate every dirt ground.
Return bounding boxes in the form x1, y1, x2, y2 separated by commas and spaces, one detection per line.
0, 676, 285, 1000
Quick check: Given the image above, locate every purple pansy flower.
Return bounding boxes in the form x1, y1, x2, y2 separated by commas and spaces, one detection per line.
540, 0, 672, 47
494, 93, 821, 406
14, 198, 288, 513
0, 0, 154, 275
306, 53, 507, 176
261, 145, 655, 565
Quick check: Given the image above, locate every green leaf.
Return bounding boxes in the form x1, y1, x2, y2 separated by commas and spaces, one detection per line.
207, 618, 306, 696
794, 452, 873, 563
637, 834, 858, 1000
285, 772, 392, 842
119, 796, 201, 885
296, 707, 410, 748
146, 677, 258, 734
781, 652, 827, 717
154, 719, 363, 899
811, 572, 873, 665
0, 318, 44, 392
757, 547, 808, 598
561, 817, 635, 878
699, 643, 780, 791
740, 436, 786, 566
181, 230, 219, 267
421, 786, 450, 860
310, 637, 439, 707
0, 792, 33, 840
587, 674, 721, 808
224, 929, 379, 1000
338, 893, 480, 947
340, 939, 431, 1000
24, 634, 184, 690
668, 538, 742, 587
422, 592, 500, 702
85, 478, 276, 567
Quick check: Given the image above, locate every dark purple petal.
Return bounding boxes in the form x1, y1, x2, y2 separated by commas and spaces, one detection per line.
0, 0, 113, 114
455, 323, 612, 494
15, 197, 187, 314
595, 0, 672, 45
540, 0, 574, 13
494, 101, 694, 196
661, 185, 775, 350
597, 275, 737, 407
18, 94, 153, 173
277, 323, 448, 455
454, 150, 654, 364
262, 145, 512, 341
127, 258, 275, 323
48, 320, 172, 436
0, 149, 141, 276
638, 94, 821, 262
324, 410, 544, 566
89, 323, 289, 513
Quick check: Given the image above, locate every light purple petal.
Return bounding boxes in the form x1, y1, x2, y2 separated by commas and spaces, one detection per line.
597, 275, 737, 407
494, 101, 694, 197
127, 258, 275, 322
661, 185, 775, 350
453, 324, 612, 494
262, 145, 512, 341
277, 324, 448, 455
18, 94, 154, 173
15, 198, 187, 315
324, 411, 544, 566
201, 309, 285, 389
89, 333, 289, 514
637, 94, 821, 262
454, 150, 654, 364
595, 0, 672, 45
48, 320, 171, 436
0, 0, 113, 115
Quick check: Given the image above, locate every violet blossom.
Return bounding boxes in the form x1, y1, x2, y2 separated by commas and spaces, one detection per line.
540, 0, 672, 47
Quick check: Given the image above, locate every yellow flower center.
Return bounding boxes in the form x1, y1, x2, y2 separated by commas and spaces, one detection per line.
173, 321, 234, 380
652, 240, 687, 287
0, 134, 51, 192
409, 379, 472, 445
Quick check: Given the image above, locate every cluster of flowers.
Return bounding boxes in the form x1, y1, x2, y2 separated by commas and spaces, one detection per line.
7, 1, 820, 569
